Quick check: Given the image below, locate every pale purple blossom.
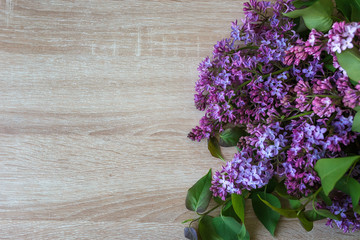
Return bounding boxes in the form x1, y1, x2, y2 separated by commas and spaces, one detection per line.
327, 22, 360, 54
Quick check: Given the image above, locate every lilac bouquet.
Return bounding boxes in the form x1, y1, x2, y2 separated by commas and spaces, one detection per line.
183, 0, 360, 239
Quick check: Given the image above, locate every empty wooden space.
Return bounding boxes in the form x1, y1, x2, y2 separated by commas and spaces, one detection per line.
0, 0, 357, 239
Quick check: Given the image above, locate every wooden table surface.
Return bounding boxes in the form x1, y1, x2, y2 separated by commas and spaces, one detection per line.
0, 0, 358, 239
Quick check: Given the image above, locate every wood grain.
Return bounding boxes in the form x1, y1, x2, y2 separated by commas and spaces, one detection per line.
0, 0, 358, 239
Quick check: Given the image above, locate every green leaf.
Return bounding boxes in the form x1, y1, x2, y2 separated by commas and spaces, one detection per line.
304, 210, 326, 221
351, 1, 360, 22
312, 198, 341, 220
323, 54, 337, 72
283, 0, 333, 32
212, 216, 244, 240
184, 227, 198, 240
252, 192, 281, 236
198, 216, 223, 240
219, 127, 248, 147
293, 16, 310, 34
339, 0, 360, 22
314, 156, 360, 195
222, 200, 233, 213
214, 196, 226, 204
293, 0, 318, 8
221, 201, 242, 223
335, 176, 360, 214
355, 106, 360, 112
298, 211, 314, 231
314, 208, 341, 220
350, 79, 359, 87
324, 63, 336, 72
185, 169, 213, 213
232, 194, 245, 223
289, 199, 302, 210
265, 177, 278, 193
336, 48, 360, 84
258, 194, 298, 218
239, 224, 250, 240
208, 137, 224, 161
318, 189, 332, 206
353, 111, 360, 133
335, 0, 351, 21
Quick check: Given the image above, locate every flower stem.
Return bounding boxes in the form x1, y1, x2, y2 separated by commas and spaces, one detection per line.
284, 111, 313, 121
306, 95, 341, 99
347, 162, 357, 181
226, 45, 259, 55
263, 65, 292, 78
190, 198, 231, 225
239, 45, 259, 50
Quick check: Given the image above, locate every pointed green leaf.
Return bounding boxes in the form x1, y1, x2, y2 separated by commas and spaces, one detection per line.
184, 227, 198, 240
335, 0, 351, 21
212, 216, 244, 240
312, 199, 341, 220
293, 0, 318, 8
351, 2, 360, 22
336, 48, 360, 84
239, 224, 250, 240
219, 127, 248, 147
283, 0, 333, 32
262, 177, 278, 193
298, 211, 314, 231
186, 169, 213, 213
232, 194, 245, 223
314, 208, 341, 220
198, 216, 223, 240
221, 201, 242, 223
314, 156, 360, 195
335, 176, 360, 214
318, 189, 332, 206
289, 199, 302, 210
252, 192, 281, 236
258, 194, 298, 218
353, 111, 360, 133
304, 210, 326, 221
214, 196, 226, 204
208, 137, 224, 160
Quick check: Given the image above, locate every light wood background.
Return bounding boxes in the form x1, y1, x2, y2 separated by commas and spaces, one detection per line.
0, 0, 358, 239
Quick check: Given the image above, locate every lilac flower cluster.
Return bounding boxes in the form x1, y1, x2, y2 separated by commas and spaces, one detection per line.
318, 192, 360, 233
210, 147, 274, 200
326, 22, 360, 54
188, 0, 296, 141
189, 0, 360, 233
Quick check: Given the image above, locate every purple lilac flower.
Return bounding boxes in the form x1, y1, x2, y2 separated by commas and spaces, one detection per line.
281, 118, 327, 197
283, 39, 308, 65
313, 77, 333, 94
318, 192, 360, 233
304, 29, 326, 60
312, 97, 336, 118
188, 116, 218, 141
190, 0, 298, 141
189, 0, 360, 233
210, 147, 274, 200
343, 84, 360, 109
294, 80, 312, 111
326, 22, 360, 54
